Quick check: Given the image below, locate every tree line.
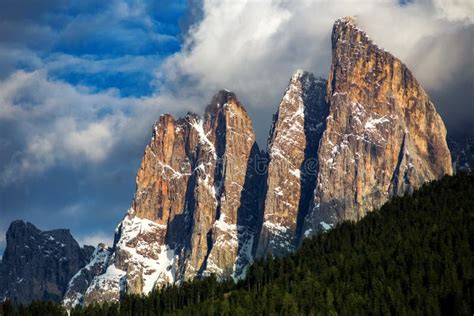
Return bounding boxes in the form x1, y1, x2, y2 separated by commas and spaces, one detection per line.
1, 172, 473, 315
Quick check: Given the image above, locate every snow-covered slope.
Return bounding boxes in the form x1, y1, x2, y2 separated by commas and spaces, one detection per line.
82, 210, 177, 305
63, 244, 112, 309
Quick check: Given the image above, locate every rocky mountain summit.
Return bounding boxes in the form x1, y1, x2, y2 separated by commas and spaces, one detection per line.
256, 71, 328, 257
0, 221, 93, 304
0, 17, 454, 308
302, 16, 452, 235
68, 90, 263, 306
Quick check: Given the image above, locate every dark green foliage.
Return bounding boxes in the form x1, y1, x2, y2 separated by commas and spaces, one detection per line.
3, 172, 473, 315
0, 300, 67, 316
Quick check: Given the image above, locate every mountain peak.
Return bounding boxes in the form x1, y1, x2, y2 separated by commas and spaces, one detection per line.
213, 89, 237, 105
158, 113, 175, 121
304, 14, 452, 236
331, 15, 375, 51
7, 220, 40, 237
1, 221, 91, 304
257, 70, 328, 257
205, 89, 242, 116
336, 16, 357, 26
8, 219, 29, 229
291, 69, 307, 80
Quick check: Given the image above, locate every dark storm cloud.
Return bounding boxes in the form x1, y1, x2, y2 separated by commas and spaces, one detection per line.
0, 140, 145, 249
0, 0, 106, 50
407, 24, 474, 139
431, 69, 474, 139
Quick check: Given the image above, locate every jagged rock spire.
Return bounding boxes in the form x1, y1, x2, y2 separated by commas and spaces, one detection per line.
186, 89, 261, 280
77, 90, 262, 306
256, 70, 328, 257
303, 15, 452, 236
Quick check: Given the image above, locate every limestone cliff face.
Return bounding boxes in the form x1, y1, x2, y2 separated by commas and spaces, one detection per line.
133, 113, 198, 236
186, 91, 261, 280
79, 91, 261, 307
303, 17, 453, 235
82, 115, 199, 304
130, 112, 200, 285
256, 71, 328, 257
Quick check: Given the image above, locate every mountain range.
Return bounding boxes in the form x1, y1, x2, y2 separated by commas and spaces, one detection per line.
0, 17, 463, 308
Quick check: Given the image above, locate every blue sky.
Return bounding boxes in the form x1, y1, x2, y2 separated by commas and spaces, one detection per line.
0, 0, 195, 250
0, 0, 472, 254
0, 1, 185, 95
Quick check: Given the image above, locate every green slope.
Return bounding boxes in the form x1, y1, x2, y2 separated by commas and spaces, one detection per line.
170, 172, 474, 315
3, 172, 473, 316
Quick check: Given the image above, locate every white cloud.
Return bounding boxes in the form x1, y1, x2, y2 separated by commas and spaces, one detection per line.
154, 0, 473, 139
0, 70, 180, 185
45, 53, 162, 76
433, 0, 474, 23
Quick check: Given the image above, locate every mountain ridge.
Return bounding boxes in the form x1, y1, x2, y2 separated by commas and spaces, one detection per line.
0, 220, 93, 304
0, 16, 455, 307
4, 171, 472, 314
70, 15, 451, 306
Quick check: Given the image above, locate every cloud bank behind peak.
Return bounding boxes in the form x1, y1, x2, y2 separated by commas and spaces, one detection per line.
157, 0, 473, 142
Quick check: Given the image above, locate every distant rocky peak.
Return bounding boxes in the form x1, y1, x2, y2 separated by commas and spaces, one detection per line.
0, 221, 92, 304
5, 220, 80, 250
448, 136, 474, 172
8, 219, 31, 229
6, 220, 40, 240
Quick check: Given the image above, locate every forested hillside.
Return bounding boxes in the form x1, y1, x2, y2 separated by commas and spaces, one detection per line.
2, 172, 473, 315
